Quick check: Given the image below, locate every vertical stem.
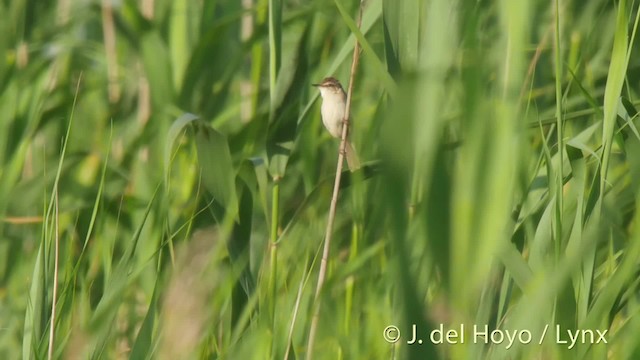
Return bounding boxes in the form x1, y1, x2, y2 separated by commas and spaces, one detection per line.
267, 0, 282, 355
269, 180, 280, 311
268, 179, 280, 355
47, 189, 60, 360
553, 0, 564, 263
306, 2, 365, 358
552, 0, 564, 326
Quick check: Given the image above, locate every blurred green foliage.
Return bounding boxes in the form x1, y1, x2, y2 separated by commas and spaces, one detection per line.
1, 0, 640, 359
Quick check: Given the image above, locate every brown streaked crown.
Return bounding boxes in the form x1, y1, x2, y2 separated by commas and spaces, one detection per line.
312, 77, 343, 89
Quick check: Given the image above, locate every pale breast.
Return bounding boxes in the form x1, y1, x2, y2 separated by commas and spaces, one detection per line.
320, 94, 346, 138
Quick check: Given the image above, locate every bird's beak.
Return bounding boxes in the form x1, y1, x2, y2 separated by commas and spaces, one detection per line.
312, 83, 321, 87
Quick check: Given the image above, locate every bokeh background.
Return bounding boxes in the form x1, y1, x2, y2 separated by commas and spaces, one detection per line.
2, 0, 640, 359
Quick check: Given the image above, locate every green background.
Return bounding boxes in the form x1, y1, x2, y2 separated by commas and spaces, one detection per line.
1, 0, 640, 359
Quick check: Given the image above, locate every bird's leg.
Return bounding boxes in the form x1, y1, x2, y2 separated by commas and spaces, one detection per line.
339, 141, 347, 156
339, 119, 350, 157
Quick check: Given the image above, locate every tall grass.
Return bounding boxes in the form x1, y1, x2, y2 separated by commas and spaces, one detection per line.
1, 0, 640, 359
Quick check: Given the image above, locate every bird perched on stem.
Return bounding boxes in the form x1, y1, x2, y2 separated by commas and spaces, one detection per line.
313, 77, 361, 171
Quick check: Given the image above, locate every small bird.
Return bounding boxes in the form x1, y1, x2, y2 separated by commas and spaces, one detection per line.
312, 77, 361, 170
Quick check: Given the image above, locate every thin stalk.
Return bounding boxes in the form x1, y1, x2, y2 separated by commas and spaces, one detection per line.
306, 1, 365, 358
268, 180, 280, 324
552, 0, 564, 327
47, 189, 59, 360
267, 0, 282, 356
42, 75, 80, 360
553, 0, 564, 251
283, 263, 308, 360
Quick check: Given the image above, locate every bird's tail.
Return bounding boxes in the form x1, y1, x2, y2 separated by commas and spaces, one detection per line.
345, 141, 361, 171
